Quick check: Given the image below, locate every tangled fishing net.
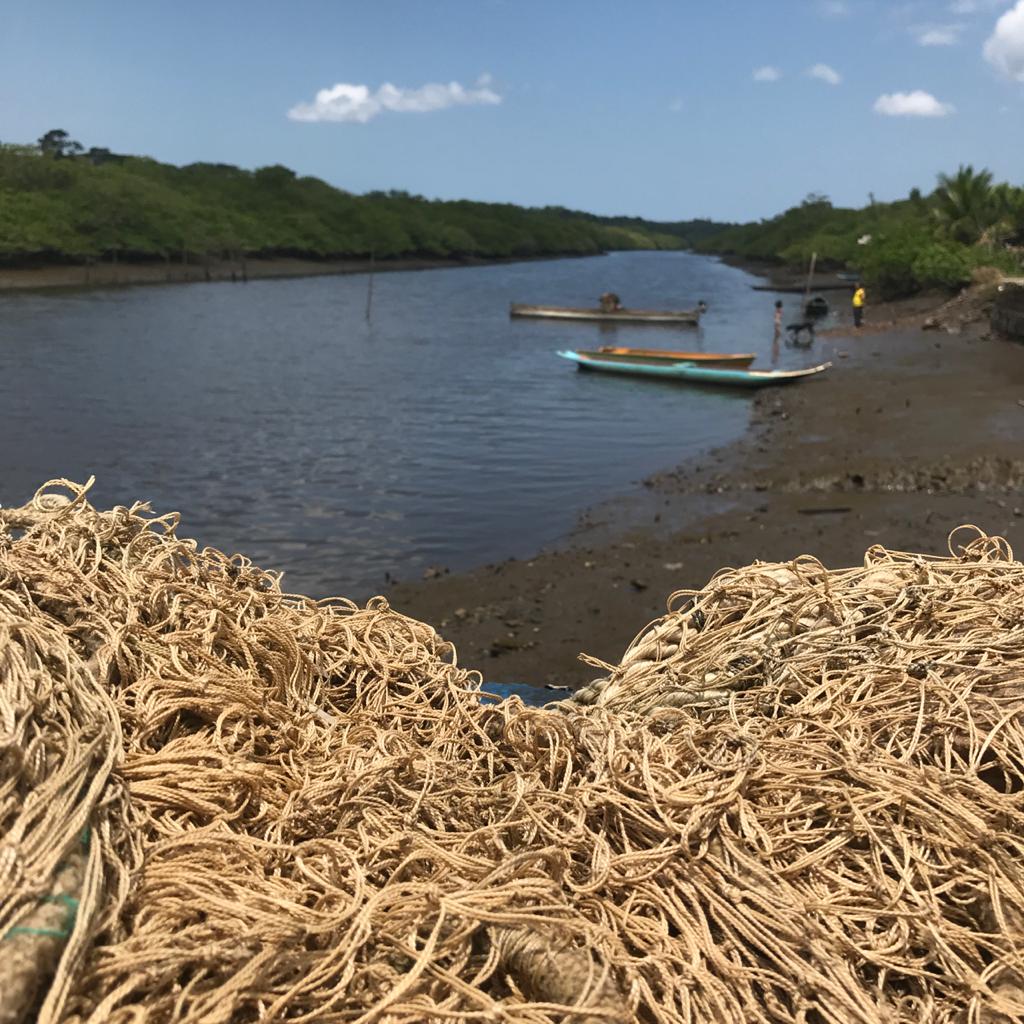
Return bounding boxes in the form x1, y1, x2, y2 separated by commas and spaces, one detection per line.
2, 480, 1024, 1023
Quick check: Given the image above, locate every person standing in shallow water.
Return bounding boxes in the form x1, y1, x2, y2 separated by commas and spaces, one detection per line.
852, 283, 866, 328
771, 300, 783, 364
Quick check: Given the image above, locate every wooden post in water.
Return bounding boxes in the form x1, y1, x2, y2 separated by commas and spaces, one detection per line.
803, 251, 817, 312
365, 249, 375, 322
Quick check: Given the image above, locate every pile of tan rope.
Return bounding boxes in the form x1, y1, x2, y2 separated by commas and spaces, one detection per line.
2, 481, 1023, 1023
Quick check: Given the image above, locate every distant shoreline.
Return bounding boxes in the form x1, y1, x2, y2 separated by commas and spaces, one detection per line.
716, 254, 858, 293
0, 251, 603, 293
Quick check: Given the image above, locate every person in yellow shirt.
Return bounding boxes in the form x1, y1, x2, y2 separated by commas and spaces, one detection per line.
852, 283, 866, 328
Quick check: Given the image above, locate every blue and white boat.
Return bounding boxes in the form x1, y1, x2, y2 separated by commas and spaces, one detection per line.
557, 349, 830, 388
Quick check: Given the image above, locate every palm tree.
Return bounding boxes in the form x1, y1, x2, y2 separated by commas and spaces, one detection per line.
985, 183, 1024, 248
932, 165, 996, 245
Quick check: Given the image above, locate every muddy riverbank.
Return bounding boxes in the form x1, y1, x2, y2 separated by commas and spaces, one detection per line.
0, 252, 597, 292
388, 289, 1024, 690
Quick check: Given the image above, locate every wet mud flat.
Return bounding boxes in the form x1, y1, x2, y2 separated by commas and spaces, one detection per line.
389, 298, 1024, 689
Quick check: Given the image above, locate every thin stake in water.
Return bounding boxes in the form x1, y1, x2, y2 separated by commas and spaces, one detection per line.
365, 248, 375, 322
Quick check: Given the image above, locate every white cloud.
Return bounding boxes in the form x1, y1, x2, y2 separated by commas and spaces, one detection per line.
873, 90, 955, 116
669, 97, 685, 112
984, 1, 1024, 80
288, 75, 501, 123
753, 65, 782, 82
807, 62, 842, 84
915, 23, 964, 44
820, 0, 850, 16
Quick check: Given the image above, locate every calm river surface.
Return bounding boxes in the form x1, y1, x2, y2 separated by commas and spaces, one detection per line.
0, 251, 811, 597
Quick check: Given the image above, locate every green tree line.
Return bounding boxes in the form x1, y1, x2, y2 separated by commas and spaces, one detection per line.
0, 132, 714, 267
9, 132, 1015, 300
695, 167, 1024, 298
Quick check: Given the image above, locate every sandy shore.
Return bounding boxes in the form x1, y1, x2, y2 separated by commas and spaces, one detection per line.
0, 253, 588, 292
387, 289, 1024, 690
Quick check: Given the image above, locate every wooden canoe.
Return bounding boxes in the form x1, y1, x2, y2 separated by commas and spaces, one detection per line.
751, 283, 850, 293
596, 346, 755, 367
510, 303, 701, 324
557, 350, 831, 388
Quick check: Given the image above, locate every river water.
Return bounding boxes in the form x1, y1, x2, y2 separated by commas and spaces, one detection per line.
0, 251, 811, 597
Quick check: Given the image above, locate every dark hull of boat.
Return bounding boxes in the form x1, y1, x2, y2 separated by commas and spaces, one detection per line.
751, 283, 851, 293
510, 303, 700, 324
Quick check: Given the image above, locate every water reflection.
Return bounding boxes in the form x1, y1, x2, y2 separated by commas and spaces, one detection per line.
0, 252, 807, 598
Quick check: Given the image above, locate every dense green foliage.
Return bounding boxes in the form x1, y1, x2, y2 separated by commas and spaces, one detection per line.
0, 137, 706, 266
8, 132, 1021, 301
697, 168, 1024, 299
572, 213, 727, 247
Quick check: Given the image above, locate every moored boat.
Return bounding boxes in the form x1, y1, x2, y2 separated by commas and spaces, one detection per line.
751, 283, 850, 293
510, 303, 701, 324
596, 346, 755, 367
557, 350, 830, 387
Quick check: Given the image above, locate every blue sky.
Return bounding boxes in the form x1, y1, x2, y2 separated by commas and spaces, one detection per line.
2, 0, 1023, 221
